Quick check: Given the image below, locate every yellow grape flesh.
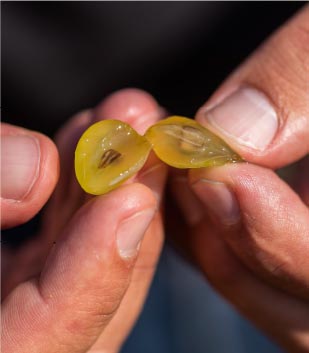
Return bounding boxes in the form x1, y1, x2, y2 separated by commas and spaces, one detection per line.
145, 116, 242, 168
75, 120, 152, 195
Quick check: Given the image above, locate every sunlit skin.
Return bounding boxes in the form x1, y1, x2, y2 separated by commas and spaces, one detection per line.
2, 7, 309, 353
75, 116, 242, 195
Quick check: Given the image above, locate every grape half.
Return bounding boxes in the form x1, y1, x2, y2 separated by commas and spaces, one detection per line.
75, 120, 152, 195
145, 116, 242, 168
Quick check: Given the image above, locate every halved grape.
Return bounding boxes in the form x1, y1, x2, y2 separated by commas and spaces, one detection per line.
75, 120, 151, 195
145, 116, 242, 168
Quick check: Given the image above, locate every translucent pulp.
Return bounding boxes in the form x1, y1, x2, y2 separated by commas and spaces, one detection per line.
75, 116, 242, 195
145, 116, 242, 168
75, 120, 152, 195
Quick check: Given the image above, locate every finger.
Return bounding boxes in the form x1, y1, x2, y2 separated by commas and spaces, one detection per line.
190, 163, 309, 300
94, 87, 166, 134
195, 6, 309, 168
42, 110, 93, 238
1, 112, 94, 300
3, 89, 167, 302
44, 88, 166, 240
2, 183, 157, 353
1, 123, 59, 229
169, 168, 205, 226
190, 219, 309, 353
49, 88, 165, 234
94, 87, 168, 200
90, 209, 165, 353
44, 88, 165, 239
89, 88, 167, 351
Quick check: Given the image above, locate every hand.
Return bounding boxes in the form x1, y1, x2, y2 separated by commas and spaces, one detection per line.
1, 89, 167, 353
169, 6, 309, 353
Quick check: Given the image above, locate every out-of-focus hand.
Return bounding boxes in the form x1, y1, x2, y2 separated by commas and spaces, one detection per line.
1, 89, 167, 353
169, 6, 309, 353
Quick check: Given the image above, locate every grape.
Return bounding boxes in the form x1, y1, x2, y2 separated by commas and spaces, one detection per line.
74, 116, 242, 195
75, 120, 152, 195
145, 116, 242, 168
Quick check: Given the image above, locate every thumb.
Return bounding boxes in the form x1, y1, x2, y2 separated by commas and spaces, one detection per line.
195, 7, 309, 168
1, 123, 59, 228
190, 163, 309, 300
2, 183, 157, 353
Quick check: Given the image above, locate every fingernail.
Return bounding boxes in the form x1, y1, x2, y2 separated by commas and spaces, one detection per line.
117, 208, 156, 258
192, 179, 240, 225
1, 135, 40, 200
205, 87, 278, 151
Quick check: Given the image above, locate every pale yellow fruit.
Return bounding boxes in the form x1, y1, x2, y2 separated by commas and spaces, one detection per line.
75, 120, 151, 195
145, 116, 242, 168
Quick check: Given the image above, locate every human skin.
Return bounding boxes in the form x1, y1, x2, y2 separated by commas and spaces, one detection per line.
2, 90, 168, 353
1, 5, 309, 353
169, 6, 309, 353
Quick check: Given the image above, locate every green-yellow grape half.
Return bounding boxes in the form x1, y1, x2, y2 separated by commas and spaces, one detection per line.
145, 116, 242, 168
74, 116, 242, 195
75, 119, 152, 195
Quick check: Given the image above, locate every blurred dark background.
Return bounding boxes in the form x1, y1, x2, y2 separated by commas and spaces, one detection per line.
1, 2, 304, 353
2, 2, 303, 136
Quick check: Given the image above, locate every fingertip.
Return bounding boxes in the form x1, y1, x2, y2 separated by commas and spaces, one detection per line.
190, 162, 309, 235
1, 123, 60, 228
44, 182, 158, 280
94, 88, 164, 134
191, 160, 309, 301
193, 7, 309, 169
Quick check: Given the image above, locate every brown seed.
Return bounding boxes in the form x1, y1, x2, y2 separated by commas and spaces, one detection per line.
98, 149, 121, 169
178, 125, 205, 152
